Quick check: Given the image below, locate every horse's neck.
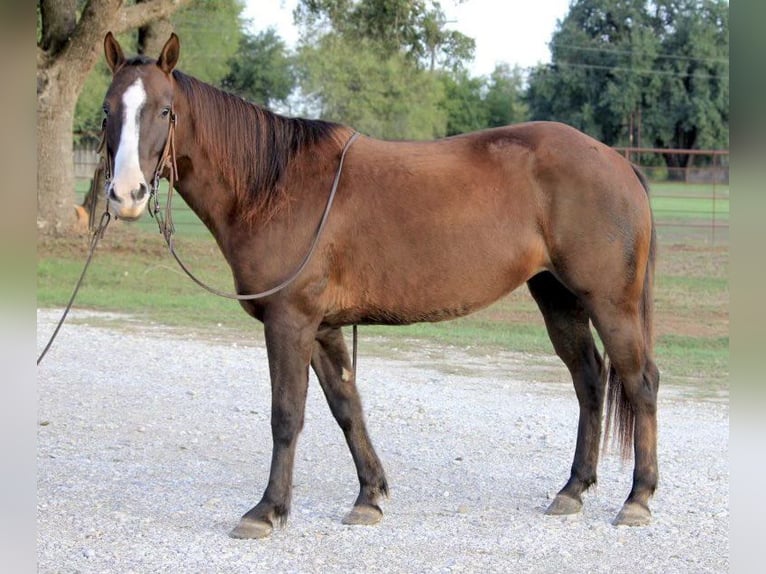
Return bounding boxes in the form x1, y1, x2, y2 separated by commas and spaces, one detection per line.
171, 132, 234, 240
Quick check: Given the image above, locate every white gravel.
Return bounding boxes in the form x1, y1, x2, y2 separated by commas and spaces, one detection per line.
37, 308, 728, 573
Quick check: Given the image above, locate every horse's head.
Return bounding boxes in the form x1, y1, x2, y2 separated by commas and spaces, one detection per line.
101, 32, 179, 220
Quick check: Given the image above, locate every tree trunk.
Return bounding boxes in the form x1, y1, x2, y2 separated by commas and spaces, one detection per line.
37, 61, 81, 234
662, 152, 690, 182
137, 0, 173, 57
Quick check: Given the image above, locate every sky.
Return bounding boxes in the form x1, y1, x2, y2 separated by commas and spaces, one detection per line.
242, 0, 572, 77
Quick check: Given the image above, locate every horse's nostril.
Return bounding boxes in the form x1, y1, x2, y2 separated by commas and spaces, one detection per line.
132, 183, 148, 201
108, 187, 122, 203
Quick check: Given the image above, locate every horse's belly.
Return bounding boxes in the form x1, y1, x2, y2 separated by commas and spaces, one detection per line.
323, 238, 547, 327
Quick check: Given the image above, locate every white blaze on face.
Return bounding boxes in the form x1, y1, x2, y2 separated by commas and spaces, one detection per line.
109, 78, 148, 217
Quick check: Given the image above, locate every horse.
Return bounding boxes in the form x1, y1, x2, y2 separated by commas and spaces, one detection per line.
100, 32, 659, 539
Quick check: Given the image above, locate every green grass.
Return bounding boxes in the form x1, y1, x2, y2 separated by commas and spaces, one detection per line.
364, 320, 553, 356
650, 182, 729, 226
37, 232, 251, 332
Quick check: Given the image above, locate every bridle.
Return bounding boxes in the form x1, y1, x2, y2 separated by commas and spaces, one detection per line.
148, 109, 179, 245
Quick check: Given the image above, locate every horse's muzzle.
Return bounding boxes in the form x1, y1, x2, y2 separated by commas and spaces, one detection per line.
107, 183, 149, 220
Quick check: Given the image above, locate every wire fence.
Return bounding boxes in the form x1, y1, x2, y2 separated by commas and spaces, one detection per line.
614, 147, 729, 246
74, 145, 729, 246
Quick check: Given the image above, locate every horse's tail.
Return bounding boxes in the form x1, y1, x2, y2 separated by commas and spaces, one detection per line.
604, 165, 656, 459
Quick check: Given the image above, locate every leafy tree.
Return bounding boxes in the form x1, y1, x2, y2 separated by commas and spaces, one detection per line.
484, 64, 529, 127
526, 0, 728, 176
438, 63, 529, 137
221, 28, 296, 107
643, 0, 729, 175
296, 0, 474, 71
294, 1, 468, 138
438, 70, 488, 136
527, 0, 660, 144
170, 0, 245, 84
297, 35, 446, 139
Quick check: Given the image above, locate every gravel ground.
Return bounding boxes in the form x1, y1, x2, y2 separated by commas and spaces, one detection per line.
37, 308, 729, 573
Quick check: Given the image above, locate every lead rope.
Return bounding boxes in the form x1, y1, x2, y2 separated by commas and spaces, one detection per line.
37, 211, 111, 365
37, 125, 114, 366
149, 123, 361, 377
352, 324, 358, 377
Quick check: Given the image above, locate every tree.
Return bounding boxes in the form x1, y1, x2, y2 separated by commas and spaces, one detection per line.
298, 35, 446, 139
295, 0, 474, 71
221, 28, 296, 108
37, 0, 193, 235
484, 64, 529, 128
294, 0, 473, 138
438, 63, 529, 137
527, 0, 660, 144
526, 0, 728, 176
643, 0, 729, 176
438, 70, 488, 136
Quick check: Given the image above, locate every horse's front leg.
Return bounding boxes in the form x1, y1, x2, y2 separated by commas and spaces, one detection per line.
230, 311, 318, 539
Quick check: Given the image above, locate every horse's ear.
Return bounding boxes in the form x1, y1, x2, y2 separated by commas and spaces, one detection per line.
157, 33, 180, 74
104, 32, 125, 74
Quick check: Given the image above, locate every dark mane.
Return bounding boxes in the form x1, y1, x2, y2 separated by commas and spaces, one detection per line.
171, 70, 342, 221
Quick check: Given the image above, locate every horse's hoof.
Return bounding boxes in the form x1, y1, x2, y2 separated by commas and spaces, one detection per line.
229, 517, 273, 539
545, 494, 582, 516
342, 504, 383, 526
612, 502, 651, 526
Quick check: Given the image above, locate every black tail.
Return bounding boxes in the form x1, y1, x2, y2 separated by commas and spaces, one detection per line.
604, 165, 656, 459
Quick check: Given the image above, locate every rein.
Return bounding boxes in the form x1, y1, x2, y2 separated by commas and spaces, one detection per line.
148, 115, 359, 302
36, 211, 111, 365
147, 114, 361, 372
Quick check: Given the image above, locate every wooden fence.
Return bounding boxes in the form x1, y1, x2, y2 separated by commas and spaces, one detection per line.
74, 145, 100, 180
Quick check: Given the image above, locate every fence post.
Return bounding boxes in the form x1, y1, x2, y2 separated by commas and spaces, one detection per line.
712, 152, 717, 245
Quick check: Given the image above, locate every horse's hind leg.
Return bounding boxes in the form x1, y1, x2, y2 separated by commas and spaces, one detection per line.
311, 326, 388, 525
588, 303, 660, 526
527, 272, 606, 516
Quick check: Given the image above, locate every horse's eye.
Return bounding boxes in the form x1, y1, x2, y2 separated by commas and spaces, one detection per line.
161, 107, 171, 119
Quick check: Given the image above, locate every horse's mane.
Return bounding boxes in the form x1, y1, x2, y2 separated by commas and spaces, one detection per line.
170, 69, 342, 222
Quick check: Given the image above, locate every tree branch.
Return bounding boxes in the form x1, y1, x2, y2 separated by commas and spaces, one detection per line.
112, 0, 193, 35
48, 0, 190, 98
39, 0, 77, 54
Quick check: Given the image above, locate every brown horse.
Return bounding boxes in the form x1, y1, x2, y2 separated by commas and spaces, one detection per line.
101, 32, 659, 539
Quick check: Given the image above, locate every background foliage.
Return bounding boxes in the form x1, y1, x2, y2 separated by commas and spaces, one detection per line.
71, 0, 728, 155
